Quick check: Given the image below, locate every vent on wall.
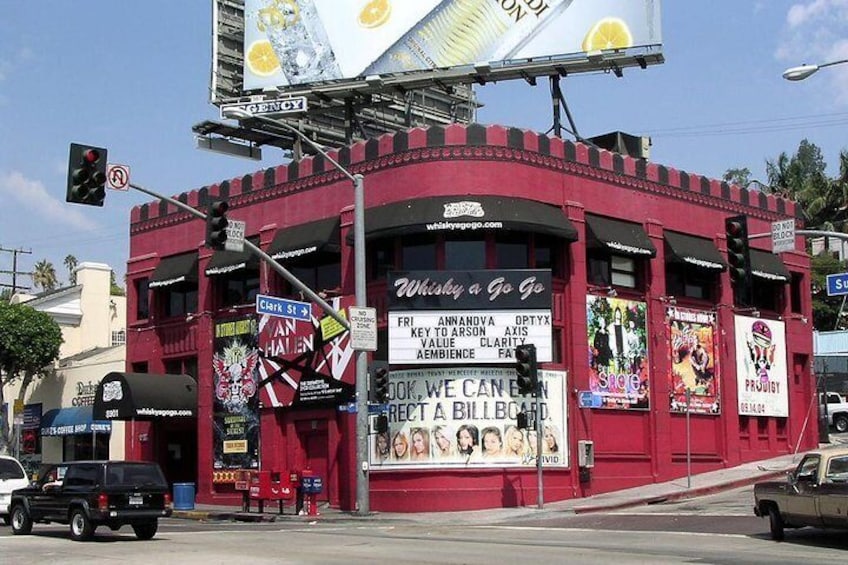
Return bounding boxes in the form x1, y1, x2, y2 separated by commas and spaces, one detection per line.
587, 131, 651, 159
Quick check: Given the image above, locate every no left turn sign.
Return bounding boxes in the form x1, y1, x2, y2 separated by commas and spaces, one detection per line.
107, 163, 130, 191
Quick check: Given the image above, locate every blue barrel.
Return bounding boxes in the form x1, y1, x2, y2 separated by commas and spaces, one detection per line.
173, 482, 196, 510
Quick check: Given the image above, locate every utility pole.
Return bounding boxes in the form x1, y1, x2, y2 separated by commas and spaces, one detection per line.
0, 246, 33, 294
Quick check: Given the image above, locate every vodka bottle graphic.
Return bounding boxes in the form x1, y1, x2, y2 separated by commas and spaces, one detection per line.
253, 0, 342, 84
363, 0, 573, 76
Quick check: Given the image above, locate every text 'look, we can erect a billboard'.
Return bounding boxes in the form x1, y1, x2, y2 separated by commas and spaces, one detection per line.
242, 0, 663, 91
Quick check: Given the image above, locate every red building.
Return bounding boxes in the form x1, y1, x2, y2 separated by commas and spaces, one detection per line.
123, 123, 815, 512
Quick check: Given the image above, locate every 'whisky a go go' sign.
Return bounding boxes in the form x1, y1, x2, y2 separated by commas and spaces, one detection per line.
387, 270, 552, 365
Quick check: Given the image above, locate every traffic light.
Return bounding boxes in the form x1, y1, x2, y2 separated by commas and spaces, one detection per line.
369, 361, 390, 403
515, 344, 538, 395
516, 411, 529, 430
66, 143, 108, 206
206, 200, 229, 249
375, 414, 388, 434
725, 214, 752, 307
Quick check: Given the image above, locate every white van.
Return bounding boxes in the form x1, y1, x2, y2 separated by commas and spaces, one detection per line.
0, 456, 29, 525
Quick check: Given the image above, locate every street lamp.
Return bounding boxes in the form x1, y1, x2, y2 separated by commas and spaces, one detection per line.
223, 107, 371, 515
782, 58, 848, 81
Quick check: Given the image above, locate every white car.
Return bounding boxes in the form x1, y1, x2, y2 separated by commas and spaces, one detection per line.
0, 456, 29, 525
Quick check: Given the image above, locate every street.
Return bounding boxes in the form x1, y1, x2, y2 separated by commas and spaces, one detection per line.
3, 486, 848, 564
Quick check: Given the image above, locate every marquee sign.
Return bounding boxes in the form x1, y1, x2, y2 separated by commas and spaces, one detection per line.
389, 310, 552, 364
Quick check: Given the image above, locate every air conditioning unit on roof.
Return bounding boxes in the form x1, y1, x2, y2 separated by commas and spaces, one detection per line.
587, 131, 651, 160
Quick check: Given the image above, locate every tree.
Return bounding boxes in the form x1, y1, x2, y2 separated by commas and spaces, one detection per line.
110, 270, 126, 297
0, 301, 63, 454
722, 167, 752, 188
810, 253, 848, 331
64, 254, 78, 286
32, 260, 58, 292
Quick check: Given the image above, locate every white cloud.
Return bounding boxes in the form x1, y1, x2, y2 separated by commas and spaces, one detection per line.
786, 0, 840, 27
0, 170, 99, 232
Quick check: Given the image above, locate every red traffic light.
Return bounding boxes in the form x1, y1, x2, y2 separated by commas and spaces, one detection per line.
82, 148, 101, 164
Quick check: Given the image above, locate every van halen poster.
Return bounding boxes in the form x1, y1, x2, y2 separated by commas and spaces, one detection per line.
734, 315, 788, 417
585, 295, 649, 410
212, 316, 261, 470
667, 307, 720, 415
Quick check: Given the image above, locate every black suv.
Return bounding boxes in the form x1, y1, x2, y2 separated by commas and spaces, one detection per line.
9, 460, 173, 541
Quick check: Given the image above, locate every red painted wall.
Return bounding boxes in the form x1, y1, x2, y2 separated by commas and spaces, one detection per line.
126, 124, 814, 512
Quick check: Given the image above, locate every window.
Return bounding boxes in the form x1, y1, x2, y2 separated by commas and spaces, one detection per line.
752, 281, 783, 313
63, 436, 109, 462
135, 278, 149, 320
665, 264, 718, 301
611, 255, 636, 287
534, 235, 563, 277
111, 330, 126, 346
160, 282, 198, 318
401, 234, 437, 270
588, 251, 641, 289
445, 236, 486, 270
496, 234, 529, 269
369, 239, 396, 279
165, 357, 197, 379
790, 272, 803, 314
289, 260, 341, 295
218, 270, 260, 308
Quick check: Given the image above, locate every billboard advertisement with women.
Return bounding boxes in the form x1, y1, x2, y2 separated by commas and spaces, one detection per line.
369, 367, 567, 469
667, 307, 720, 415
586, 295, 649, 410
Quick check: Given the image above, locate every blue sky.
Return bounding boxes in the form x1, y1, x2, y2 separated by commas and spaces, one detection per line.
1, 1, 848, 289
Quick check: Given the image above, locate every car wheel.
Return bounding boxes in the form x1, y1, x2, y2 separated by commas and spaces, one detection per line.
768, 506, 785, 541
10, 505, 32, 535
835, 415, 848, 433
132, 519, 158, 540
69, 508, 95, 541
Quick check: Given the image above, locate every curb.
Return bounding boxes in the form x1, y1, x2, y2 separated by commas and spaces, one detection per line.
571, 468, 791, 514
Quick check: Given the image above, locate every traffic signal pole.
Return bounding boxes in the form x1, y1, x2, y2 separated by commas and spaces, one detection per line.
126, 181, 350, 330
535, 381, 543, 509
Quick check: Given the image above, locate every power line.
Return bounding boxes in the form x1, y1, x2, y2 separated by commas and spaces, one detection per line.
0, 246, 33, 294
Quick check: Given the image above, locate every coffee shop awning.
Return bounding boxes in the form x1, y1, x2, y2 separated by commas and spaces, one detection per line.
750, 249, 791, 282
267, 217, 341, 261
149, 253, 198, 288
585, 214, 656, 257
40, 406, 111, 436
664, 231, 726, 271
205, 238, 260, 276
93, 372, 197, 420
351, 196, 578, 242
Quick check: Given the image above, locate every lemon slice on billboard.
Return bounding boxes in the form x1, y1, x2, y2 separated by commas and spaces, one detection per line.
582, 18, 633, 52
358, 0, 391, 28
247, 40, 281, 77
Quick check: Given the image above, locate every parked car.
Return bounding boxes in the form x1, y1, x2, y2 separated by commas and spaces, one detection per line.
0, 455, 30, 525
754, 448, 848, 540
9, 460, 172, 541
820, 392, 848, 432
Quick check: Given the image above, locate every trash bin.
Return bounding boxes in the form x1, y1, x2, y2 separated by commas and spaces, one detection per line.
173, 482, 196, 510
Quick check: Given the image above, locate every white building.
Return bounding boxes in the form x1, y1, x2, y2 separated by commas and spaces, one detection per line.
6, 262, 126, 475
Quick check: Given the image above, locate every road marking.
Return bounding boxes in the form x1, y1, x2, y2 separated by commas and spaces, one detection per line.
473, 525, 750, 538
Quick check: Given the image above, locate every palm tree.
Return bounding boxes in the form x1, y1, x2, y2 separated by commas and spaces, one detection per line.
64, 254, 78, 285
32, 260, 58, 292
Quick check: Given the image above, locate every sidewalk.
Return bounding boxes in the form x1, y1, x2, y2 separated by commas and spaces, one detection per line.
173, 443, 841, 525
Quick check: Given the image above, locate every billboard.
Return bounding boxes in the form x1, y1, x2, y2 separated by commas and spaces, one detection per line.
585, 294, 649, 410
242, 0, 663, 92
734, 315, 788, 418
369, 367, 568, 469
667, 307, 720, 415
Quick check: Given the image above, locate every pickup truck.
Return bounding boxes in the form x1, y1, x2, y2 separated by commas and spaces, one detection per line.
820, 392, 848, 432
9, 460, 172, 541
753, 448, 848, 540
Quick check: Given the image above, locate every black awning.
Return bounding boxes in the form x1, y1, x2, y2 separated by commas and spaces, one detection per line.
353, 196, 578, 242
267, 217, 340, 261
205, 238, 259, 276
664, 231, 726, 271
149, 253, 198, 288
93, 372, 197, 420
750, 249, 791, 282
585, 215, 656, 257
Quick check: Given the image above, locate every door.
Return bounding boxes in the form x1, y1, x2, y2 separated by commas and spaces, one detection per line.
303, 431, 329, 503
785, 455, 823, 527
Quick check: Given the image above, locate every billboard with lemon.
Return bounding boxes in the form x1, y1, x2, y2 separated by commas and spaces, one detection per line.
242, 0, 663, 91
